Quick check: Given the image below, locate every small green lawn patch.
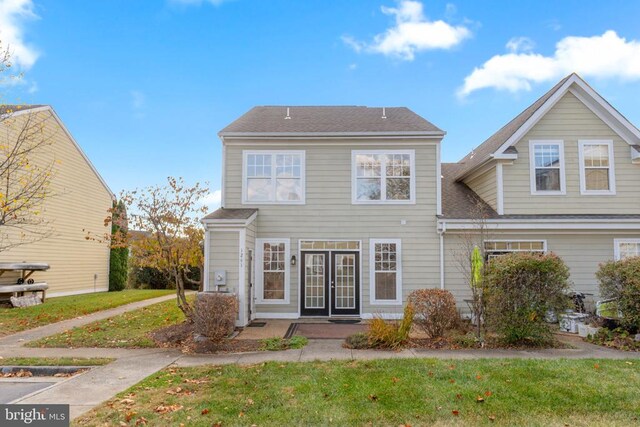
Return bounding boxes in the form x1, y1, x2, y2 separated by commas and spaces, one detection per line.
27, 297, 191, 348
0, 357, 113, 366
0, 289, 173, 338
74, 358, 640, 427
261, 335, 308, 351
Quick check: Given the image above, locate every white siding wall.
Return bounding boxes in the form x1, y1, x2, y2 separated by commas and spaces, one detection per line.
224, 140, 441, 316
503, 92, 640, 214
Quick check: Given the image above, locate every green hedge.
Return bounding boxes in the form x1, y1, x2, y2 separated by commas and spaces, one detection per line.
484, 252, 570, 345
109, 247, 128, 291
597, 256, 640, 332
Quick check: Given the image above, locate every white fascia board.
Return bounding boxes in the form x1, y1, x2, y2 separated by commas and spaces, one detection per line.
439, 219, 640, 231
493, 75, 640, 158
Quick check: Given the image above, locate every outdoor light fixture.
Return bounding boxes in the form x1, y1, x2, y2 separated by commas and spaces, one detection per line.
290, 255, 297, 266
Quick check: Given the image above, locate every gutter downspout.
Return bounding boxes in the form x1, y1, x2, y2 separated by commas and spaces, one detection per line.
438, 222, 446, 290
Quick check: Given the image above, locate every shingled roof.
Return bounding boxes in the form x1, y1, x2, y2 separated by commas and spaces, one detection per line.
0, 104, 46, 115
202, 208, 257, 221
441, 163, 498, 219
219, 106, 444, 136
454, 75, 573, 180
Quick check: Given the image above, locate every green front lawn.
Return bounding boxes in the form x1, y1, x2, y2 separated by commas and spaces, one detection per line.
0, 289, 173, 338
28, 298, 187, 348
74, 358, 640, 426
0, 357, 113, 366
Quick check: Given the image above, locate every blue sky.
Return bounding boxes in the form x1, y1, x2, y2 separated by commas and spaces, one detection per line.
4, 0, 640, 208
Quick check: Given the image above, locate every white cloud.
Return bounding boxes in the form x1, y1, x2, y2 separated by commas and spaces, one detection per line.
343, 1, 471, 61
506, 37, 534, 53
348, 63, 357, 70
200, 190, 222, 210
459, 30, 640, 97
0, 0, 39, 70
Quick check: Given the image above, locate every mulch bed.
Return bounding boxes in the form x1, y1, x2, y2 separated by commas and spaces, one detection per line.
149, 321, 262, 354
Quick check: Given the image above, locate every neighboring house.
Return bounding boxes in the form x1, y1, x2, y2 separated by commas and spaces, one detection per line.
440, 73, 640, 301
0, 105, 114, 297
204, 74, 640, 326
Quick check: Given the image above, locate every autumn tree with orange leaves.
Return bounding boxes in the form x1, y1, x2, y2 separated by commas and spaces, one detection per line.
108, 177, 209, 319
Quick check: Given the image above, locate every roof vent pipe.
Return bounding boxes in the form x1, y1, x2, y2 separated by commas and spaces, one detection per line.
285, 107, 291, 120
381, 107, 386, 119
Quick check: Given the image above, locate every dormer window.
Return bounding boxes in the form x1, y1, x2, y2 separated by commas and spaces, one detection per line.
578, 140, 616, 195
529, 140, 565, 195
242, 150, 305, 204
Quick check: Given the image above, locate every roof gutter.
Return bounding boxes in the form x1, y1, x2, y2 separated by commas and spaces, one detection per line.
218, 130, 446, 138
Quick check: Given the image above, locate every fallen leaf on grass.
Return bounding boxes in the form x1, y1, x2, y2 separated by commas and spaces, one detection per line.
391, 377, 400, 383
488, 415, 496, 422
368, 394, 378, 402
455, 394, 462, 400
135, 417, 147, 425
485, 391, 492, 397
594, 363, 600, 370
201, 409, 210, 415
476, 396, 485, 403
125, 412, 136, 422
120, 399, 135, 405
476, 375, 482, 380
452, 410, 459, 416
448, 379, 455, 384
154, 404, 183, 414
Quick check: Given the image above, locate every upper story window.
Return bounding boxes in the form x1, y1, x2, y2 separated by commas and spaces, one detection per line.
352, 150, 415, 204
529, 140, 565, 195
243, 151, 305, 204
578, 140, 616, 195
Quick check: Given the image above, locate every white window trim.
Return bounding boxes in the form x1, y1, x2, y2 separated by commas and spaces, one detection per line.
255, 238, 290, 304
242, 150, 306, 205
529, 140, 566, 195
578, 140, 616, 196
614, 238, 640, 261
484, 239, 548, 253
369, 238, 402, 305
352, 150, 416, 205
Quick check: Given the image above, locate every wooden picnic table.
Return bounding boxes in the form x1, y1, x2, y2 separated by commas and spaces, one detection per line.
0, 262, 50, 303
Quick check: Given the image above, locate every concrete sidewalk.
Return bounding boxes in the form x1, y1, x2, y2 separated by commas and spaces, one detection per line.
0, 292, 180, 347
1, 296, 638, 420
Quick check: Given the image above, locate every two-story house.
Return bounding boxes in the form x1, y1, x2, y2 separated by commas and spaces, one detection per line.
202, 107, 445, 325
440, 73, 640, 301
204, 74, 640, 326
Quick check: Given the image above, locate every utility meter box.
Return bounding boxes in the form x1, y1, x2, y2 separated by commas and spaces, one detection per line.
214, 270, 226, 286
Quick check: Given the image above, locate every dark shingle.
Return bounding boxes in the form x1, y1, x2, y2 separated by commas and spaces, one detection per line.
219, 106, 444, 136
454, 75, 573, 180
441, 163, 499, 219
202, 208, 257, 221
0, 104, 46, 115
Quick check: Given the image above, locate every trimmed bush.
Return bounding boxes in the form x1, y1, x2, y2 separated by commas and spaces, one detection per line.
596, 257, 640, 332
408, 289, 458, 338
193, 293, 238, 343
484, 252, 570, 345
130, 267, 171, 289
108, 200, 128, 292
344, 332, 369, 349
109, 247, 128, 291
367, 304, 414, 349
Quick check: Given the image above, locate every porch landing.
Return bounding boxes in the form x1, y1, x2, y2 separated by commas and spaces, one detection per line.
237, 319, 367, 340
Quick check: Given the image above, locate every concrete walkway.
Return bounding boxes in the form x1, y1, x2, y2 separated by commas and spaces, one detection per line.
1, 300, 638, 420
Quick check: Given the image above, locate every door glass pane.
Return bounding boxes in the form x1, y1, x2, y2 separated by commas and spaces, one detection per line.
305, 254, 325, 309
334, 254, 356, 309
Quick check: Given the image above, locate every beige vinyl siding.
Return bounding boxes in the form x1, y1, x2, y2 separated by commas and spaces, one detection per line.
442, 231, 640, 309
503, 92, 640, 214
464, 167, 497, 210
208, 230, 239, 294
225, 140, 441, 316
0, 110, 112, 296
